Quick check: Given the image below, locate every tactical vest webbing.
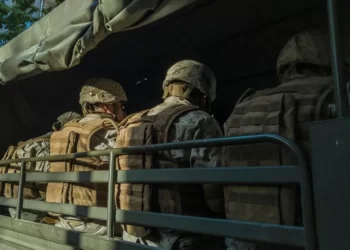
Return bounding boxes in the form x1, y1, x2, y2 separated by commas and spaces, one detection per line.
223, 76, 333, 225
0, 136, 49, 200
116, 104, 212, 237
46, 118, 113, 207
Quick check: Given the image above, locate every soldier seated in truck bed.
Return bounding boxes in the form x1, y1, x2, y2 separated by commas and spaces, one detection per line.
223, 29, 336, 250
0, 111, 82, 221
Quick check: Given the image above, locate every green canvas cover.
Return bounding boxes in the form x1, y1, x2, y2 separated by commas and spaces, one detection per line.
0, 0, 200, 84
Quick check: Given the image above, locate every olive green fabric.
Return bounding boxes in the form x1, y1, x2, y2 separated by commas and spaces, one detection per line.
0, 0, 199, 84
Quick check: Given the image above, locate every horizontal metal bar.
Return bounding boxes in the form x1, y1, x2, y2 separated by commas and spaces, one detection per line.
0, 198, 16, 207
116, 210, 305, 248
0, 134, 302, 164
0, 173, 20, 182
0, 199, 303, 246
0, 166, 300, 184
113, 166, 300, 184
0, 197, 107, 220
0, 215, 160, 250
24, 199, 107, 221
26, 171, 109, 183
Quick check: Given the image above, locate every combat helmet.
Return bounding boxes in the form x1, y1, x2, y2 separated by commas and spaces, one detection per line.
52, 111, 82, 131
277, 29, 331, 78
79, 78, 127, 105
162, 60, 217, 103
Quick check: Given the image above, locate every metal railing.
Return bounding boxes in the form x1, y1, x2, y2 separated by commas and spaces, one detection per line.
0, 134, 315, 250
327, 0, 350, 118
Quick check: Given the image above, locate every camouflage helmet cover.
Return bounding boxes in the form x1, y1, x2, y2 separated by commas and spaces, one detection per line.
79, 78, 127, 105
52, 111, 82, 131
162, 60, 217, 102
277, 29, 331, 75
57, 111, 82, 125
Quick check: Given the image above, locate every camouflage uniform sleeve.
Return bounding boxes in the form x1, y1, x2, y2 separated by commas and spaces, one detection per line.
16, 140, 51, 203
90, 129, 117, 162
190, 114, 225, 216
16, 140, 50, 172
190, 114, 223, 168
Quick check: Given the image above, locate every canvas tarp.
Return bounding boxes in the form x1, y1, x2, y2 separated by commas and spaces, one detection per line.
0, 0, 200, 85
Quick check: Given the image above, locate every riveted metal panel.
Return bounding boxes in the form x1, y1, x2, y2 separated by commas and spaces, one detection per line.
310, 118, 350, 250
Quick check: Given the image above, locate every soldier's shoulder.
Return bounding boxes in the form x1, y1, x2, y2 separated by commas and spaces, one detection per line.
20, 133, 50, 146
179, 109, 221, 130
177, 109, 222, 138
180, 109, 212, 122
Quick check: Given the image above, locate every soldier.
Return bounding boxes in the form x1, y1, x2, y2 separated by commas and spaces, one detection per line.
223, 29, 335, 250
45, 78, 127, 236
116, 60, 225, 249
0, 111, 82, 221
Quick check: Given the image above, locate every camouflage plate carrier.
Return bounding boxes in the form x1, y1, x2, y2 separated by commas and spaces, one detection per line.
223, 75, 334, 225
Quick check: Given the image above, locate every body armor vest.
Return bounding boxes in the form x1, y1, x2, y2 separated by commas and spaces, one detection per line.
223, 76, 334, 225
0, 136, 49, 200
46, 118, 113, 207
116, 104, 214, 237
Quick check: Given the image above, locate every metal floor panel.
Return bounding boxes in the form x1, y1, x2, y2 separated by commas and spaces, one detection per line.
0, 215, 158, 250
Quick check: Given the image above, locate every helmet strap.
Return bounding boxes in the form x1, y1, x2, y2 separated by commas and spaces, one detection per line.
112, 101, 127, 121
52, 121, 61, 131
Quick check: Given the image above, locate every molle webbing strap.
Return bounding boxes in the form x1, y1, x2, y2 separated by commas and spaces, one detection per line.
224, 90, 297, 225
115, 104, 202, 237
1, 136, 49, 199
153, 105, 209, 216
115, 109, 155, 237
0, 145, 17, 173
119, 109, 151, 128
235, 88, 256, 106
47, 118, 109, 207
0, 145, 17, 196
116, 105, 198, 172
153, 104, 200, 169
117, 109, 150, 128
223, 76, 333, 226
154, 104, 199, 143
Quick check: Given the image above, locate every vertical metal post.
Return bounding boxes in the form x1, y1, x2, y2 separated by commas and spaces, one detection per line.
16, 160, 25, 219
327, 0, 349, 118
278, 137, 317, 250
297, 157, 317, 250
39, 0, 44, 18
107, 152, 116, 238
